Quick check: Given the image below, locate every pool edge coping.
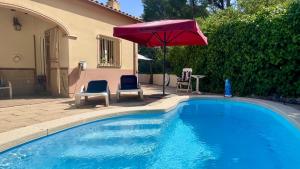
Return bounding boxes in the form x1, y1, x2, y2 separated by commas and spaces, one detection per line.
0, 95, 299, 153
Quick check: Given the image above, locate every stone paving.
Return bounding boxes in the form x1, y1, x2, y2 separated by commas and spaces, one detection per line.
1, 85, 300, 152
0, 85, 177, 133
1, 84, 299, 135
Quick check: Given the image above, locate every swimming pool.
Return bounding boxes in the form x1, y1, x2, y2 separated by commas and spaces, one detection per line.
0, 99, 300, 169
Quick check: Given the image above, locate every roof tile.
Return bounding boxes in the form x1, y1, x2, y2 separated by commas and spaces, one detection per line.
86, 0, 143, 22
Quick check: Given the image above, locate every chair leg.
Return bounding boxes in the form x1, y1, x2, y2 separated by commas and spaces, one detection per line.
75, 95, 81, 107
105, 96, 109, 107
9, 87, 12, 99
187, 82, 190, 93
186, 84, 189, 93
116, 91, 120, 101
108, 90, 111, 101
177, 84, 181, 93
139, 90, 144, 100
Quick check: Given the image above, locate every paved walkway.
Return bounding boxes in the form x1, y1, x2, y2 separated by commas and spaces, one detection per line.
1, 84, 299, 135
0, 85, 176, 133
1, 85, 300, 152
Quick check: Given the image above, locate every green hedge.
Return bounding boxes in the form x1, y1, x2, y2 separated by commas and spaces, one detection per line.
168, 1, 300, 97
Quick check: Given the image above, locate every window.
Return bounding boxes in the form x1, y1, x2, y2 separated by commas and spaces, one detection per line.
97, 35, 120, 67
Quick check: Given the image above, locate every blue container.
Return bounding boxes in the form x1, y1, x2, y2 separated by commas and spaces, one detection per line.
225, 79, 232, 97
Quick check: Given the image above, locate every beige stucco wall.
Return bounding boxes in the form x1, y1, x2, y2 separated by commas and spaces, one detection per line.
59, 0, 138, 70
0, 7, 69, 68
0, 0, 138, 69
0, 0, 139, 96
0, 8, 53, 68
0, 70, 35, 96
0, 7, 69, 96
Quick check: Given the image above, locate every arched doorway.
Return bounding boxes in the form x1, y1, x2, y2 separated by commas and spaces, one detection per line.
0, 6, 69, 97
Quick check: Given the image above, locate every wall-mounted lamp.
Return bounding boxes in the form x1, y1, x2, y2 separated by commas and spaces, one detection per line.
13, 17, 22, 31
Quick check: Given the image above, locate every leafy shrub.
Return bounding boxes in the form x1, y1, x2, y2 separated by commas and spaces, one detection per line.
168, 1, 300, 97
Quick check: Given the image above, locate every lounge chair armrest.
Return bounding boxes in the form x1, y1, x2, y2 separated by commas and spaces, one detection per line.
79, 85, 85, 93
106, 85, 109, 91
8, 81, 12, 87
138, 83, 142, 89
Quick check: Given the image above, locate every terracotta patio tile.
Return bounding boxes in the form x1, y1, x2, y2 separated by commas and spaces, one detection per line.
0, 85, 176, 133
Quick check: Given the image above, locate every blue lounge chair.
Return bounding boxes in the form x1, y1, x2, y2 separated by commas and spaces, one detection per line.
75, 80, 110, 107
116, 75, 143, 101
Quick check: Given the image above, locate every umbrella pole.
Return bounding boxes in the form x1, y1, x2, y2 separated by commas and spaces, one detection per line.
163, 32, 167, 96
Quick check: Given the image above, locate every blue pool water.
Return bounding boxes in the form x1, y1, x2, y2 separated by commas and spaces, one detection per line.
1, 99, 300, 169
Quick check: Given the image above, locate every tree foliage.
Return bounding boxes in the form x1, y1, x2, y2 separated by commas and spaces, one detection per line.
168, 1, 300, 97
138, 47, 164, 74
142, 0, 209, 21
207, 0, 232, 10
139, 0, 299, 97
237, 0, 291, 14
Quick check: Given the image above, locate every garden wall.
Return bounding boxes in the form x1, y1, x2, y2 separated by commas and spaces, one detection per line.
138, 74, 178, 87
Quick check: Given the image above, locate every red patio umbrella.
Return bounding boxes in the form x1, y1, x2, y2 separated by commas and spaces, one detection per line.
114, 19, 208, 95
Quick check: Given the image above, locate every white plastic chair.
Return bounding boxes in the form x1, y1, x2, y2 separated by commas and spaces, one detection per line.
176, 68, 192, 93
0, 77, 12, 99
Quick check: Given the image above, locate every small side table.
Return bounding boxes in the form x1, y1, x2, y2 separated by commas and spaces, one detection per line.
191, 75, 205, 94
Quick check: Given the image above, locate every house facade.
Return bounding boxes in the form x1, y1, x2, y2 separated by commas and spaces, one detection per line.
0, 0, 141, 97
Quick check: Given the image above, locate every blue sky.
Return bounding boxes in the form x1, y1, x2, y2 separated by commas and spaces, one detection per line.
98, 0, 144, 17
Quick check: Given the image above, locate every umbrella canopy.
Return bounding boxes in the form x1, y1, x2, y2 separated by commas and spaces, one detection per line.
114, 19, 207, 47
114, 19, 208, 95
138, 54, 152, 61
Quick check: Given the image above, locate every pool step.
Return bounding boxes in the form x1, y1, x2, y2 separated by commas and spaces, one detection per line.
101, 119, 164, 127
63, 115, 175, 158
63, 143, 157, 158
77, 137, 157, 147
79, 117, 167, 141
80, 128, 161, 140
98, 124, 161, 131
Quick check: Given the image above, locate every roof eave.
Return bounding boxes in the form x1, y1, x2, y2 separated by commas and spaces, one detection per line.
85, 0, 143, 23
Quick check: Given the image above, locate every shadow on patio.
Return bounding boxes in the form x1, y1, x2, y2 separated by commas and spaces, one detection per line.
0, 85, 179, 133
